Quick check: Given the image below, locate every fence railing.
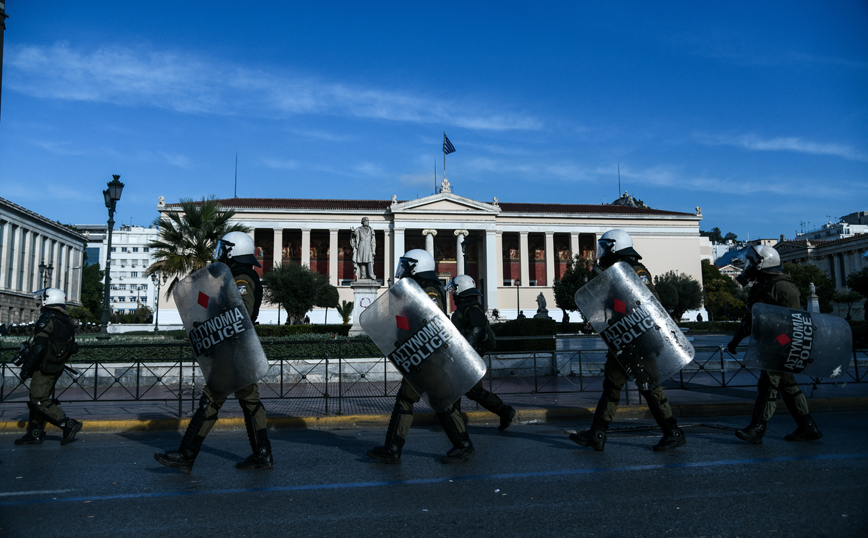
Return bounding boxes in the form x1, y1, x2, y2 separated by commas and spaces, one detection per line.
2, 338, 866, 418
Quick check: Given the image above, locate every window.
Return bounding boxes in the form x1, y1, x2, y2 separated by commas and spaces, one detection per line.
118, 297, 125, 302
130, 272, 138, 277
111, 247, 116, 253
118, 284, 126, 290
143, 247, 149, 253
132, 247, 139, 252
121, 247, 128, 252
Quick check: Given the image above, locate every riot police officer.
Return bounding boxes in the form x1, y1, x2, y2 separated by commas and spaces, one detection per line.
14, 288, 82, 446
569, 229, 686, 452
727, 245, 822, 444
367, 249, 476, 464
155, 231, 274, 472
447, 274, 516, 430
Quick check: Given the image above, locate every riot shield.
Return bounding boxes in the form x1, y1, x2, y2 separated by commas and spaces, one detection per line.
574, 261, 695, 390
173, 263, 269, 400
359, 278, 486, 411
743, 303, 851, 378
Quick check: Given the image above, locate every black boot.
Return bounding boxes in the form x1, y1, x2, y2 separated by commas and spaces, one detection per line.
785, 415, 823, 442
59, 417, 82, 446
155, 404, 209, 473
237, 429, 274, 469
735, 422, 767, 444
498, 407, 516, 431
438, 409, 475, 464
654, 426, 686, 452
368, 399, 407, 464
570, 427, 607, 451
366, 437, 404, 464
15, 403, 45, 445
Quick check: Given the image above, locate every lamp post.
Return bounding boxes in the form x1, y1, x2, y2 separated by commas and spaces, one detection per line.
515, 278, 520, 318
97, 175, 124, 340
151, 272, 166, 332
38, 262, 54, 288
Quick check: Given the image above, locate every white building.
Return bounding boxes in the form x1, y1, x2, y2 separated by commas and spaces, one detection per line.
77, 224, 161, 316
155, 188, 705, 325
795, 211, 868, 241
0, 197, 86, 324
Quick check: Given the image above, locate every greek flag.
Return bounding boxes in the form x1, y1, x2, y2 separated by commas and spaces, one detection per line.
443, 133, 456, 154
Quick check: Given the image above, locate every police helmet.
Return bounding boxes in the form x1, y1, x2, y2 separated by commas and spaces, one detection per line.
736, 245, 781, 286
446, 274, 482, 297
42, 288, 67, 307
215, 231, 261, 267
395, 249, 435, 279
597, 229, 641, 260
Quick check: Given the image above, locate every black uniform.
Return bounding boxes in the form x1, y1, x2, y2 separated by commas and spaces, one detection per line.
15, 305, 82, 445
155, 261, 273, 472
367, 272, 475, 464
570, 255, 686, 452
729, 270, 822, 443
451, 292, 516, 430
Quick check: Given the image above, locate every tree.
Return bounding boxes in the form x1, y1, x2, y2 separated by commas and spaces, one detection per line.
700, 227, 723, 243
783, 262, 835, 313
317, 285, 341, 324
700, 259, 745, 321
654, 271, 703, 321
553, 254, 595, 314
147, 197, 249, 296
262, 263, 331, 325
79, 261, 105, 322
846, 267, 868, 298
336, 300, 354, 325
833, 290, 863, 319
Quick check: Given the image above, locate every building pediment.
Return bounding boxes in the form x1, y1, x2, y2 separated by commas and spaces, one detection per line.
389, 192, 500, 215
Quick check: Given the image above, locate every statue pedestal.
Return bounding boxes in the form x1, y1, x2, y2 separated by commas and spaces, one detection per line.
533, 308, 552, 320
348, 280, 381, 336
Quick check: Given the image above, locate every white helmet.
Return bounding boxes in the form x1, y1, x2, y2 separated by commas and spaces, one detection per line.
395, 249, 435, 279
446, 274, 481, 297
736, 245, 781, 286
41, 288, 67, 307
597, 229, 641, 260
215, 231, 261, 267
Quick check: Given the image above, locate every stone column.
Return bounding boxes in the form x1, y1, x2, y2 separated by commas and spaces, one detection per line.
301, 229, 311, 268
519, 232, 529, 287
495, 231, 504, 286
52, 239, 61, 288
21, 230, 33, 293
545, 232, 555, 287
423, 229, 437, 257
329, 229, 339, 286
392, 228, 405, 278
570, 232, 580, 260
0, 221, 10, 289
485, 230, 498, 312
273, 228, 284, 268
454, 229, 468, 275
382, 229, 391, 283
9, 226, 21, 291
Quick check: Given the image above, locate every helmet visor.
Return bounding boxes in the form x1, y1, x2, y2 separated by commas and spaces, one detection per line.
214, 239, 233, 262
395, 257, 417, 279
596, 239, 615, 260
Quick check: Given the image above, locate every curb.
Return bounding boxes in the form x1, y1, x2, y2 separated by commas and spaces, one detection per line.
2, 397, 867, 434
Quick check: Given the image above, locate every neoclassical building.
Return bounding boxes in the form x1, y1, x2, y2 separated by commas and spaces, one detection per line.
156, 189, 704, 324
1, 197, 86, 325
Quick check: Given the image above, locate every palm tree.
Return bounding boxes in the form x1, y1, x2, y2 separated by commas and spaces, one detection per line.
146, 197, 250, 295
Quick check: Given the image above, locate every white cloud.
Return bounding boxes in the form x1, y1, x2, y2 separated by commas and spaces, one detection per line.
8, 42, 542, 132
695, 133, 868, 162
261, 158, 299, 170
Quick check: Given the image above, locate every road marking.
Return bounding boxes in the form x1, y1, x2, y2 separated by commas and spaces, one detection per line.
0, 489, 74, 498
1, 452, 866, 507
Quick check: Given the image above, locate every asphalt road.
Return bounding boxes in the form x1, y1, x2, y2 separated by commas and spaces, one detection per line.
1, 411, 866, 538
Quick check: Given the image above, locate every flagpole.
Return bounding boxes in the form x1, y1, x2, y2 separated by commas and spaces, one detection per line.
234, 152, 238, 198
443, 131, 447, 184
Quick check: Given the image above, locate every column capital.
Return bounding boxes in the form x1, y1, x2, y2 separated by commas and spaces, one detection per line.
454, 229, 469, 237
422, 229, 438, 236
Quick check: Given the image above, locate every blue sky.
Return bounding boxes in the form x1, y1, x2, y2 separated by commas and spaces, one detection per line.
1, 1, 865, 241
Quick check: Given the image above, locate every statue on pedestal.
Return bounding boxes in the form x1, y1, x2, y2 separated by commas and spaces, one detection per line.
350, 217, 376, 280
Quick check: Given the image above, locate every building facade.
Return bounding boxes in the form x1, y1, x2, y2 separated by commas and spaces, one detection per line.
777, 234, 868, 291
156, 191, 704, 324
0, 197, 86, 324
77, 224, 161, 315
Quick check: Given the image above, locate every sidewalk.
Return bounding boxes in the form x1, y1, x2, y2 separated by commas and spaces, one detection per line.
2, 373, 867, 434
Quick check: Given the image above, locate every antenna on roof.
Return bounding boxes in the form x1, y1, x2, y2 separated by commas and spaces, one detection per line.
618, 162, 621, 198
234, 152, 238, 198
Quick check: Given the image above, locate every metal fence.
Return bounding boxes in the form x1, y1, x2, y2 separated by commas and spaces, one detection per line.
2, 338, 866, 418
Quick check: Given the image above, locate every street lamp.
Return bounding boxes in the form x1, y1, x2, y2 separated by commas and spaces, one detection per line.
97, 175, 125, 340
151, 272, 167, 332
38, 262, 53, 288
